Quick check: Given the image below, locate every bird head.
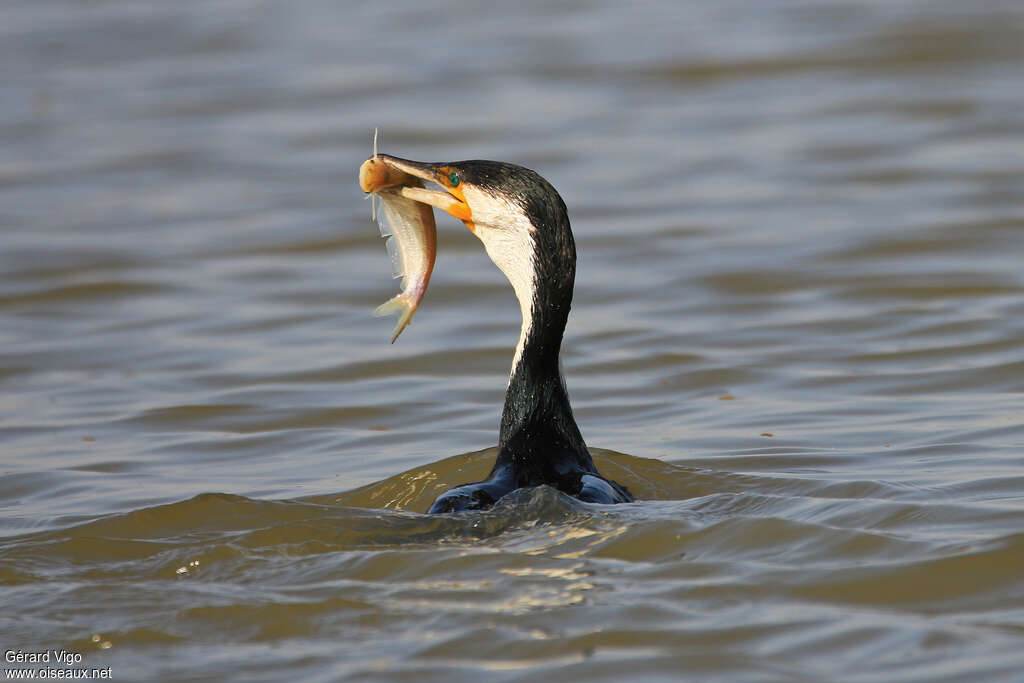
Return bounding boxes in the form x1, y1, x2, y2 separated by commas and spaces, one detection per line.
366, 155, 573, 322
361, 154, 576, 371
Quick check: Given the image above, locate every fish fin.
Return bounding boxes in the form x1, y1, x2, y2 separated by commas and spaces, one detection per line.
376, 196, 406, 279
373, 295, 414, 343
383, 235, 403, 279
375, 196, 390, 237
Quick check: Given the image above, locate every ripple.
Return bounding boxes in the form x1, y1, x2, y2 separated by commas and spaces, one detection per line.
4, 0, 1024, 679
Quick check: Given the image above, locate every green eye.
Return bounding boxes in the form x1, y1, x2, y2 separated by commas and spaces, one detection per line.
448, 171, 460, 187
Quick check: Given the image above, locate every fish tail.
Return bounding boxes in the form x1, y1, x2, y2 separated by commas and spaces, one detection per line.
373, 295, 415, 343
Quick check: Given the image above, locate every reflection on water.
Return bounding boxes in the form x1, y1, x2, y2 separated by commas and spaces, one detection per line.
2, 0, 1023, 680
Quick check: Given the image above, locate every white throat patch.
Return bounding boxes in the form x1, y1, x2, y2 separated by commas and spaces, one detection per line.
461, 184, 538, 376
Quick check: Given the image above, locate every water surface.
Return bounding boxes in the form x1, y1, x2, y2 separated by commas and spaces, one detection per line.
2, 0, 1023, 680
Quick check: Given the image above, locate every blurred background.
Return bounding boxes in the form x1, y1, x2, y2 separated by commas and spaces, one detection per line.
2, 0, 1023, 680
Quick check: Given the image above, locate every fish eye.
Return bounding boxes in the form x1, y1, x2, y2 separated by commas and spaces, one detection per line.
448, 171, 460, 187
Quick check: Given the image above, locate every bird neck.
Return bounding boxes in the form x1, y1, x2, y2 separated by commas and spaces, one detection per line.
494, 212, 596, 481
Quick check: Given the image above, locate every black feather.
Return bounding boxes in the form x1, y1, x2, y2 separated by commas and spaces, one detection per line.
428, 160, 633, 513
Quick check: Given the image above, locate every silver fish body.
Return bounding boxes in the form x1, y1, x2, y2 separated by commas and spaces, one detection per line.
359, 157, 437, 342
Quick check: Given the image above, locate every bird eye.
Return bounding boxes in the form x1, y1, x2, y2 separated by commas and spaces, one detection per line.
448, 171, 460, 187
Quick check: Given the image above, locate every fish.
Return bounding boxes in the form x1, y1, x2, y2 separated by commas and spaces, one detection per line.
358, 154, 438, 343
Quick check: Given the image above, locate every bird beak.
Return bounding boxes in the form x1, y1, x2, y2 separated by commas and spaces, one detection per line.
362, 154, 473, 223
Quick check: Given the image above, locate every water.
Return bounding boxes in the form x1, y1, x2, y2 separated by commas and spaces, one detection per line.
2, 0, 1023, 680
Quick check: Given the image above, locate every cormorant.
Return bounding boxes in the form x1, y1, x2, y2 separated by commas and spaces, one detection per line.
363, 155, 633, 513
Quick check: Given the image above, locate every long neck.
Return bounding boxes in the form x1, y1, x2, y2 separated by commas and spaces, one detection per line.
493, 208, 596, 481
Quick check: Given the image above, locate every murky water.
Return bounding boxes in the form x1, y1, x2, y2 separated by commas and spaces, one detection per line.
2, 0, 1023, 680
